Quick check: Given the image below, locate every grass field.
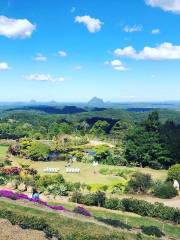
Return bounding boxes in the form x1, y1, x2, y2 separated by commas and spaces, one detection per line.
0, 199, 154, 240
0, 144, 8, 161
49, 200, 180, 240
0, 144, 167, 184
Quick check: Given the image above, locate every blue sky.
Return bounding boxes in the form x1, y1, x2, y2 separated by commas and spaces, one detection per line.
0, 0, 180, 102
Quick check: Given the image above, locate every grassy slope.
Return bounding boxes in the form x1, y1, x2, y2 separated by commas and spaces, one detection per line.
0, 199, 154, 240
49, 201, 180, 240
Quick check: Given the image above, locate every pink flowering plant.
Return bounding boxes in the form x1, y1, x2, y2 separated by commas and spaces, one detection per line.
0, 189, 65, 211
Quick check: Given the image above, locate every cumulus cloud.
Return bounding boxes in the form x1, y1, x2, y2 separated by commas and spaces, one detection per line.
34, 53, 47, 62
114, 42, 180, 60
145, 0, 180, 13
58, 50, 67, 57
23, 74, 65, 82
151, 28, 160, 34
0, 62, 10, 71
0, 15, 36, 38
75, 15, 103, 33
123, 25, 143, 33
105, 60, 127, 71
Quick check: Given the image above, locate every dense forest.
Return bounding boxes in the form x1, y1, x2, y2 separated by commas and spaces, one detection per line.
0, 106, 180, 170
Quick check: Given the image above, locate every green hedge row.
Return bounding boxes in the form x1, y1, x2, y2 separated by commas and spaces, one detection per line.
71, 192, 180, 224
121, 198, 180, 224
0, 209, 61, 239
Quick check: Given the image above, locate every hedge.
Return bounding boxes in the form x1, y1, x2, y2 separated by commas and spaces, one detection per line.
71, 192, 180, 224
0, 209, 61, 239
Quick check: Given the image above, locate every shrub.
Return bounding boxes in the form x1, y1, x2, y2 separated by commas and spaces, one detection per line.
0, 167, 21, 176
121, 198, 180, 224
0, 209, 61, 239
141, 225, 164, 238
0, 162, 4, 167
73, 206, 91, 217
104, 198, 125, 211
36, 174, 65, 189
0, 176, 7, 185
47, 183, 68, 196
4, 159, 12, 166
168, 164, 180, 183
153, 181, 178, 199
27, 142, 50, 161
126, 172, 152, 194
70, 191, 83, 203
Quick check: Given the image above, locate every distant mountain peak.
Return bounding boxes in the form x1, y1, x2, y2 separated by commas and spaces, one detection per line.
87, 97, 105, 106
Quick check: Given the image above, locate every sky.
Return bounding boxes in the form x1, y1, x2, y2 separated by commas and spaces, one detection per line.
0, 0, 180, 102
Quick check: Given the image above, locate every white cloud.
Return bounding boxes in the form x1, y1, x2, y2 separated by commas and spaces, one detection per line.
0, 62, 10, 71
34, 53, 47, 62
114, 42, 180, 60
23, 74, 65, 82
114, 46, 137, 58
75, 15, 103, 33
74, 65, 82, 70
58, 50, 67, 57
151, 28, 160, 34
145, 0, 180, 13
0, 15, 36, 38
123, 25, 143, 33
105, 59, 127, 71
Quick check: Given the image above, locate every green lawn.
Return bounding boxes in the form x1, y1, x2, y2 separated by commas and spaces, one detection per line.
49, 200, 180, 240
0, 144, 8, 161
28, 161, 167, 184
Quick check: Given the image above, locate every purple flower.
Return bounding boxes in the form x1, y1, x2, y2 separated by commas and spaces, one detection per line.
15, 193, 29, 200
0, 189, 66, 212
49, 205, 65, 211
0, 190, 15, 199
73, 206, 91, 217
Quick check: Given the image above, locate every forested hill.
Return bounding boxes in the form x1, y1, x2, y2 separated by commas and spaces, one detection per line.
2, 105, 180, 124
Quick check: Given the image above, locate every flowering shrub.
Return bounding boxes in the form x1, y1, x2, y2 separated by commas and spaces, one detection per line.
0, 189, 66, 212
73, 206, 91, 217
0, 167, 21, 176
24, 168, 38, 176
49, 205, 65, 211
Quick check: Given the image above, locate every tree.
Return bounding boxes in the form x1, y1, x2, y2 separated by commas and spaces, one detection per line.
168, 164, 180, 183
125, 112, 171, 169
27, 142, 50, 161
126, 172, 152, 194
90, 120, 110, 137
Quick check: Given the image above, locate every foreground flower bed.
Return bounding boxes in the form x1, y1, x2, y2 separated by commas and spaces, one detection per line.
0, 189, 65, 211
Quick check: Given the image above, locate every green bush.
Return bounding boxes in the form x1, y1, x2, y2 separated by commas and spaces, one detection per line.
71, 191, 105, 207
153, 181, 178, 199
141, 225, 164, 237
47, 183, 68, 196
0, 209, 61, 239
121, 198, 180, 223
0, 176, 7, 185
104, 198, 125, 211
36, 174, 65, 189
168, 164, 180, 183
71, 192, 180, 224
126, 172, 152, 194
27, 142, 50, 161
